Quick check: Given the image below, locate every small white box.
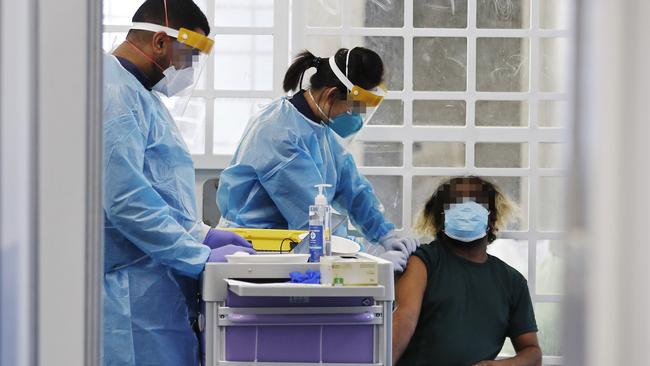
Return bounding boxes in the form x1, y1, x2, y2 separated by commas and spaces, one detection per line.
320, 255, 378, 286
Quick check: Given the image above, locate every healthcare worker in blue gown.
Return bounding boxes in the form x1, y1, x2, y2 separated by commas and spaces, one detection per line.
217, 47, 420, 272
102, 1, 254, 365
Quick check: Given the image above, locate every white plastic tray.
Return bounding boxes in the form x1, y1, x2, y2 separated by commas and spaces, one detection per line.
225, 279, 386, 297
297, 234, 361, 254
331, 236, 361, 254
225, 253, 309, 264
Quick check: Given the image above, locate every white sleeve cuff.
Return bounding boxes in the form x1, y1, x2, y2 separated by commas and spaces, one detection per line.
198, 222, 212, 242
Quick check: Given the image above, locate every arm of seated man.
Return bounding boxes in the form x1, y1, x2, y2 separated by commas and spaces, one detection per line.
473, 332, 542, 366
392, 255, 428, 364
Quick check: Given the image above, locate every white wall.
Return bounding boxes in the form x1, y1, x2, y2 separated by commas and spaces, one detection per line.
1, 0, 102, 364
36, 0, 102, 363
566, 0, 650, 364
0, 0, 37, 364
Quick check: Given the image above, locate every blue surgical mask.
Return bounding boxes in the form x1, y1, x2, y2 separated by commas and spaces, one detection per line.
444, 201, 489, 242
329, 112, 363, 138
307, 89, 364, 138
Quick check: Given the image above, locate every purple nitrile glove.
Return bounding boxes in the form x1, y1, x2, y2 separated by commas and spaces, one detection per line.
207, 245, 256, 263
289, 270, 321, 284
203, 228, 252, 250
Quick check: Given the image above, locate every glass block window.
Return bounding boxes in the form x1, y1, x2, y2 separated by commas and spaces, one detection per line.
292, 1, 571, 364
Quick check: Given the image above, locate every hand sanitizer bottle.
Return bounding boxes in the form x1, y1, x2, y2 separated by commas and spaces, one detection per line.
308, 184, 332, 262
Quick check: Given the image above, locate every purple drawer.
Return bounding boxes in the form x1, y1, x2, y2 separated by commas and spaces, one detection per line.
323, 325, 374, 363
224, 313, 375, 363
225, 327, 256, 361
258, 325, 321, 362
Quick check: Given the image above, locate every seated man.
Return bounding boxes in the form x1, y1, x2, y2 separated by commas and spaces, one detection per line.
393, 177, 542, 366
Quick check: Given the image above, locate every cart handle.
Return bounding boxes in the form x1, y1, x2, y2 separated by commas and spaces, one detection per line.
227, 312, 374, 324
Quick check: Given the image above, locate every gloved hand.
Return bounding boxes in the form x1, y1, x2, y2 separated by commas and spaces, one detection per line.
203, 228, 252, 250
207, 244, 256, 263
380, 249, 408, 272
379, 231, 420, 255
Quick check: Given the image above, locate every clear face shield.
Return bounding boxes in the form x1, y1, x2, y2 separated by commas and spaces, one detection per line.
327, 51, 386, 146
129, 22, 214, 116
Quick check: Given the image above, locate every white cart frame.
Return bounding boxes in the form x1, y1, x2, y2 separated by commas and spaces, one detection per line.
201, 253, 395, 366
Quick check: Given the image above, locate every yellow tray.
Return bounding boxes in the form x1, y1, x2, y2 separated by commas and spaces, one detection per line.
220, 228, 307, 252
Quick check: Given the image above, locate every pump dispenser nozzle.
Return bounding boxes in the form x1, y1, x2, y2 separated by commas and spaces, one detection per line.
314, 184, 332, 205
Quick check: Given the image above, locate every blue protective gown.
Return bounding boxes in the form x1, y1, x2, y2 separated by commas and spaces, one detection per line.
102, 54, 210, 366
217, 97, 395, 243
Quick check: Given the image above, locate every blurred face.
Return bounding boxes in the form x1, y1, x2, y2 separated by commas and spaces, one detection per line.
170, 42, 198, 69
314, 84, 377, 120
349, 99, 369, 115
443, 178, 497, 234
447, 178, 491, 210
156, 27, 205, 70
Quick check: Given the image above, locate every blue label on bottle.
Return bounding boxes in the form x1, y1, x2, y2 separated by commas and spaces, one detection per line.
308, 225, 323, 262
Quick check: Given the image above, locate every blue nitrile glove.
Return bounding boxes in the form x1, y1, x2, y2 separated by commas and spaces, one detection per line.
380, 250, 408, 272
203, 228, 252, 250
378, 231, 420, 255
289, 269, 321, 284
207, 245, 256, 262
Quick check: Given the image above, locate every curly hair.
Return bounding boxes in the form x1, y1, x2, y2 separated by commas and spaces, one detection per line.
413, 176, 519, 243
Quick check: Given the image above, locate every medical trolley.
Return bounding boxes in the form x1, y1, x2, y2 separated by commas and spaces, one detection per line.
200, 253, 394, 365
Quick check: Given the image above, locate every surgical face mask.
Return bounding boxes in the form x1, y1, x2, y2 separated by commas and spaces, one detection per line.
329, 112, 363, 138
308, 89, 363, 138
443, 201, 489, 243
152, 65, 195, 97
